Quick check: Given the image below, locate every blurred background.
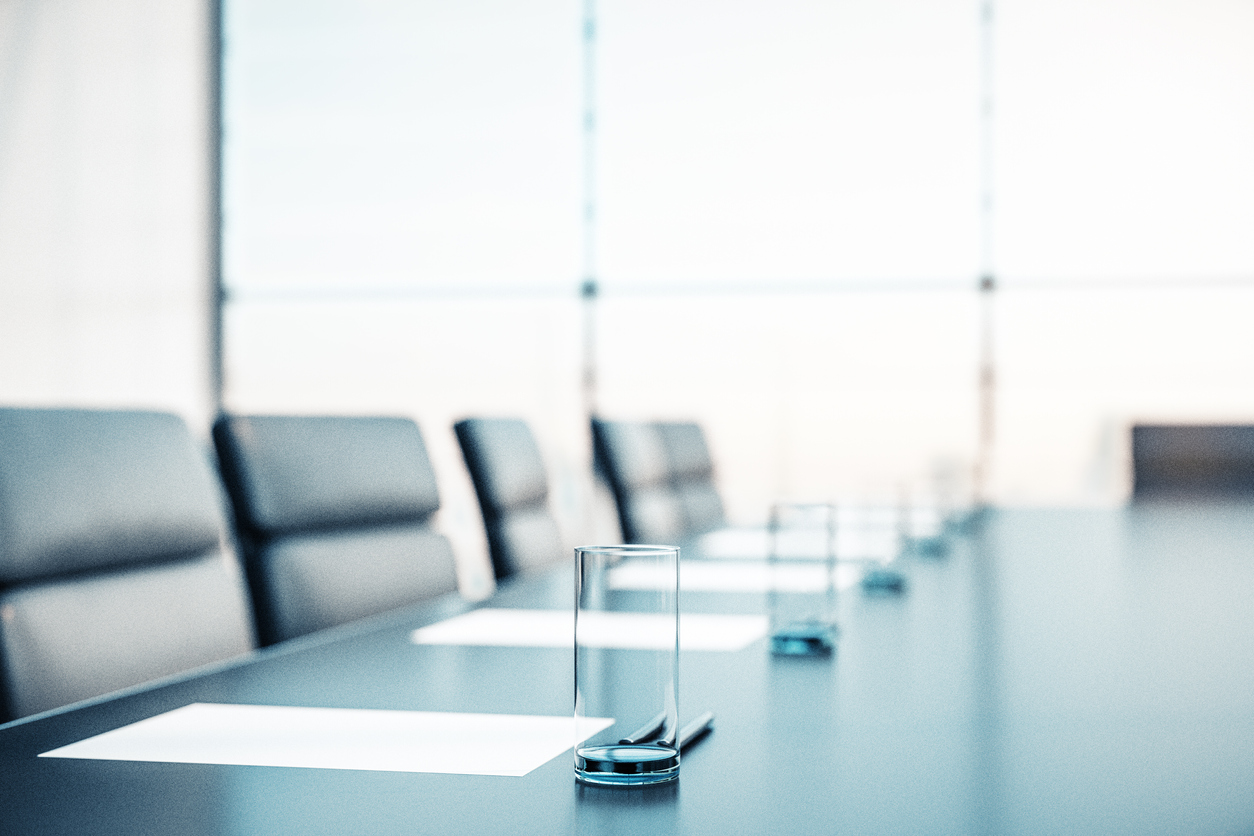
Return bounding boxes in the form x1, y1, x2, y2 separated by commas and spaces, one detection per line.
3, 0, 1253, 595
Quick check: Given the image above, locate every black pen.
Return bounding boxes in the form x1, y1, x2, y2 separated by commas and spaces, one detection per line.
619, 710, 715, 749
618, 711, 668, 745
677, 710, 715, 751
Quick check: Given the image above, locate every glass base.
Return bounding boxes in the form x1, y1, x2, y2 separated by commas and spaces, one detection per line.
910, 535, 950, 557
575, 744, 680, 786
770, 622, 836, 656
862, 568, 906, 594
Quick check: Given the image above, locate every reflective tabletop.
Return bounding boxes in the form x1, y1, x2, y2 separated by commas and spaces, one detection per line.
2, 506, 1253, 835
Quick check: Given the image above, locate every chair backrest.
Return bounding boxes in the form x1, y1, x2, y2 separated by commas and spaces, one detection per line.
212, 414, 458, 645
0, 408, 255, 721
1132, 424, 1254, 499
591, 419, 685, 544
454, 418, 565, 580
656, 421, 726, 535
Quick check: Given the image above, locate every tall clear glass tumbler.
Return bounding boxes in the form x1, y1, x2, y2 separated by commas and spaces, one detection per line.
574, 545, 680, 786
768, 502, 838, 656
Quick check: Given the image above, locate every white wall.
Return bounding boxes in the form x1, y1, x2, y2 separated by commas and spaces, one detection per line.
0, 0, 214, 428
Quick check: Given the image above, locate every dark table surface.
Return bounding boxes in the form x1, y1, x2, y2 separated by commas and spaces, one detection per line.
3, 505, 1254, 835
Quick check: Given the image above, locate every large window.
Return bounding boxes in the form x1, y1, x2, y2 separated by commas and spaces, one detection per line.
222, 0, 1254, 589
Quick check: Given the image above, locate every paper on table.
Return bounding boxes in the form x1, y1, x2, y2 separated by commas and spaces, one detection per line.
609, 560, 863, 593
40, 703, 614, 777
411, 608, 767, 652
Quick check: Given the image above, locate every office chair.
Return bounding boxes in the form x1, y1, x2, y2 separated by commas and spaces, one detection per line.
0, 407, 256, 721
1132, 424, 1254, 499
591, 419, 686, 544
454, 418, 565, 580
656, 421, 726, 536
213, 414, 458, 645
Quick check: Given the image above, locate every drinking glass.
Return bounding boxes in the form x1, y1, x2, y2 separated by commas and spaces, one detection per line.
768, 502, 837, 656
574, 544, 680, 786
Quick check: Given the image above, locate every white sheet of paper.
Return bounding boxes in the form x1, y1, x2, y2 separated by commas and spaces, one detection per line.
608, 560, 863, 593
39, 703, 614, 777
411, 608, 767, 652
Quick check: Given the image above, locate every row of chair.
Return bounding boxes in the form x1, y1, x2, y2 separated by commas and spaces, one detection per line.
458, 417, 728, 580
0, 407, 722, 721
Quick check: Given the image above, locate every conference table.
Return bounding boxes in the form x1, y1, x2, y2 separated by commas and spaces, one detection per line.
3, 506, 1254, 834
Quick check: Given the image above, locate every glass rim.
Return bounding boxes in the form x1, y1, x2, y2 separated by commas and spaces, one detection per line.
575, 544, 679, 556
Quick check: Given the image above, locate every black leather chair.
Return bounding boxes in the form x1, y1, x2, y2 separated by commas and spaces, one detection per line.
656, 421, 726, 536
454, 418, 565, 580
1132, 424, 1254, 499
0, 408, 256, 722
592, 419, 686, 544
213, 414, 458, 646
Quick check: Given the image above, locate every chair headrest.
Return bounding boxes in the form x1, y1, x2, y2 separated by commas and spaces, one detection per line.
656, 422, 714, 480
214, 415, 441, 536
0, 408, 225, 584
1132, 424, 1254, 496
454, 418, 549, 514
593, 420, 670, 490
